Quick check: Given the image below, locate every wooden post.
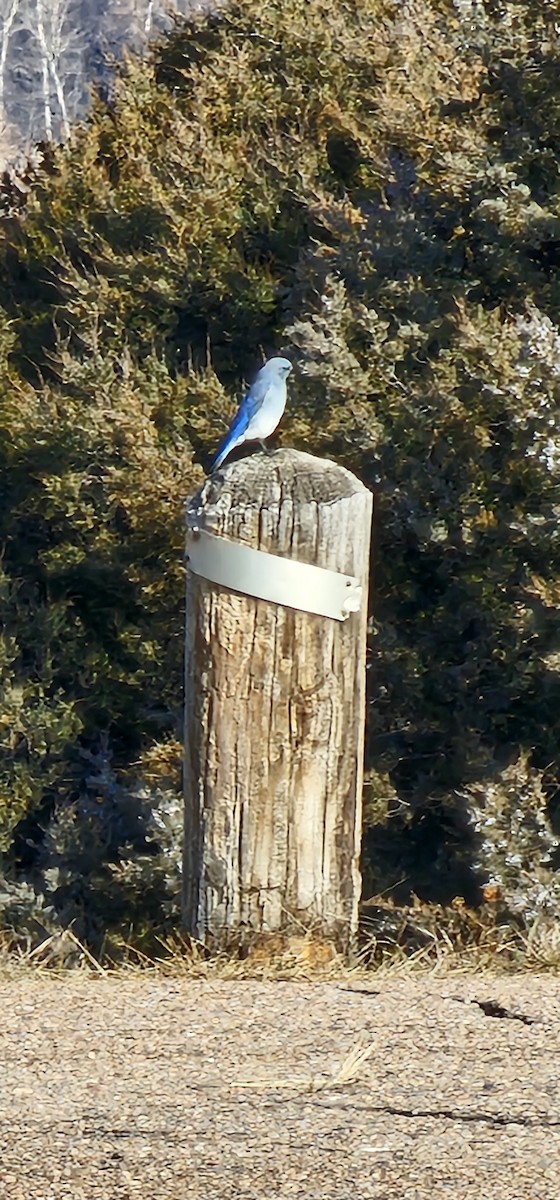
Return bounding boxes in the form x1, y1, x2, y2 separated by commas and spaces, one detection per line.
183, 448, 372, 954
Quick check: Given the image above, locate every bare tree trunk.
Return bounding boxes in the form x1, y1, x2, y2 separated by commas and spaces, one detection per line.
48, 0, 71, 142
35, 0, 53, 140
183, 449, 373, 956
0, 0, 19, 112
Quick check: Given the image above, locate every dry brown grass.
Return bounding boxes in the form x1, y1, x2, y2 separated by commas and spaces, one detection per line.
2, 905, 560, 982
234, 1036, 378, 1095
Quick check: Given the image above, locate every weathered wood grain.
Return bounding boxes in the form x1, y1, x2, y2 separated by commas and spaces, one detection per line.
183, 449, 373, 952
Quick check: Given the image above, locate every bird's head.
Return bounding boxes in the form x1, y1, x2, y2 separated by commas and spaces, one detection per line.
266, 356, 292, 378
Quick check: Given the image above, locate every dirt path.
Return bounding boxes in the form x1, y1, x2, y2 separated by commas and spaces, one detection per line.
0, 970, 559, 1199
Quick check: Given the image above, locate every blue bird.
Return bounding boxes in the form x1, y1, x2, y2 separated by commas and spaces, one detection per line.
210, 356, 293, 472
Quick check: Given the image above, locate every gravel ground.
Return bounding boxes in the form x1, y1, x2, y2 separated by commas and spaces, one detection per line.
0, 970, 559, 1199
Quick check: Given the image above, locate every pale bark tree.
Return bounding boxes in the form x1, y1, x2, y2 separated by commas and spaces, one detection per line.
0, 0, 199, 160
44, 0, 72, 141
0, 0, 20, 113
35, 0, 53, 139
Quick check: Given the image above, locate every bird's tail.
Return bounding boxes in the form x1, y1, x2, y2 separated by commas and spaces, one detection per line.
210, 402, 252, 472
210, 432, 239, 472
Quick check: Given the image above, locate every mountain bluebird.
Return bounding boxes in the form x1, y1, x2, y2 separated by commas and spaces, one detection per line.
210, 356, 292, 471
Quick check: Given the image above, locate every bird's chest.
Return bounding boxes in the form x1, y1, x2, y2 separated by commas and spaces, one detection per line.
250, 388, 286, 439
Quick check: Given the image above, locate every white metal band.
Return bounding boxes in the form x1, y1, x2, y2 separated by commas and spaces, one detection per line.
186, 529, 362, 622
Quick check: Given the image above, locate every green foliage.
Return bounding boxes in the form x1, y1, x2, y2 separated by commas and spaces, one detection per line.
0, 0, 559, 942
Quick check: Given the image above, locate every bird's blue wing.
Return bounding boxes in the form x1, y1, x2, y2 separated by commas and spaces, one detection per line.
236, 373, 271, 424
210, 373, 270, 470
